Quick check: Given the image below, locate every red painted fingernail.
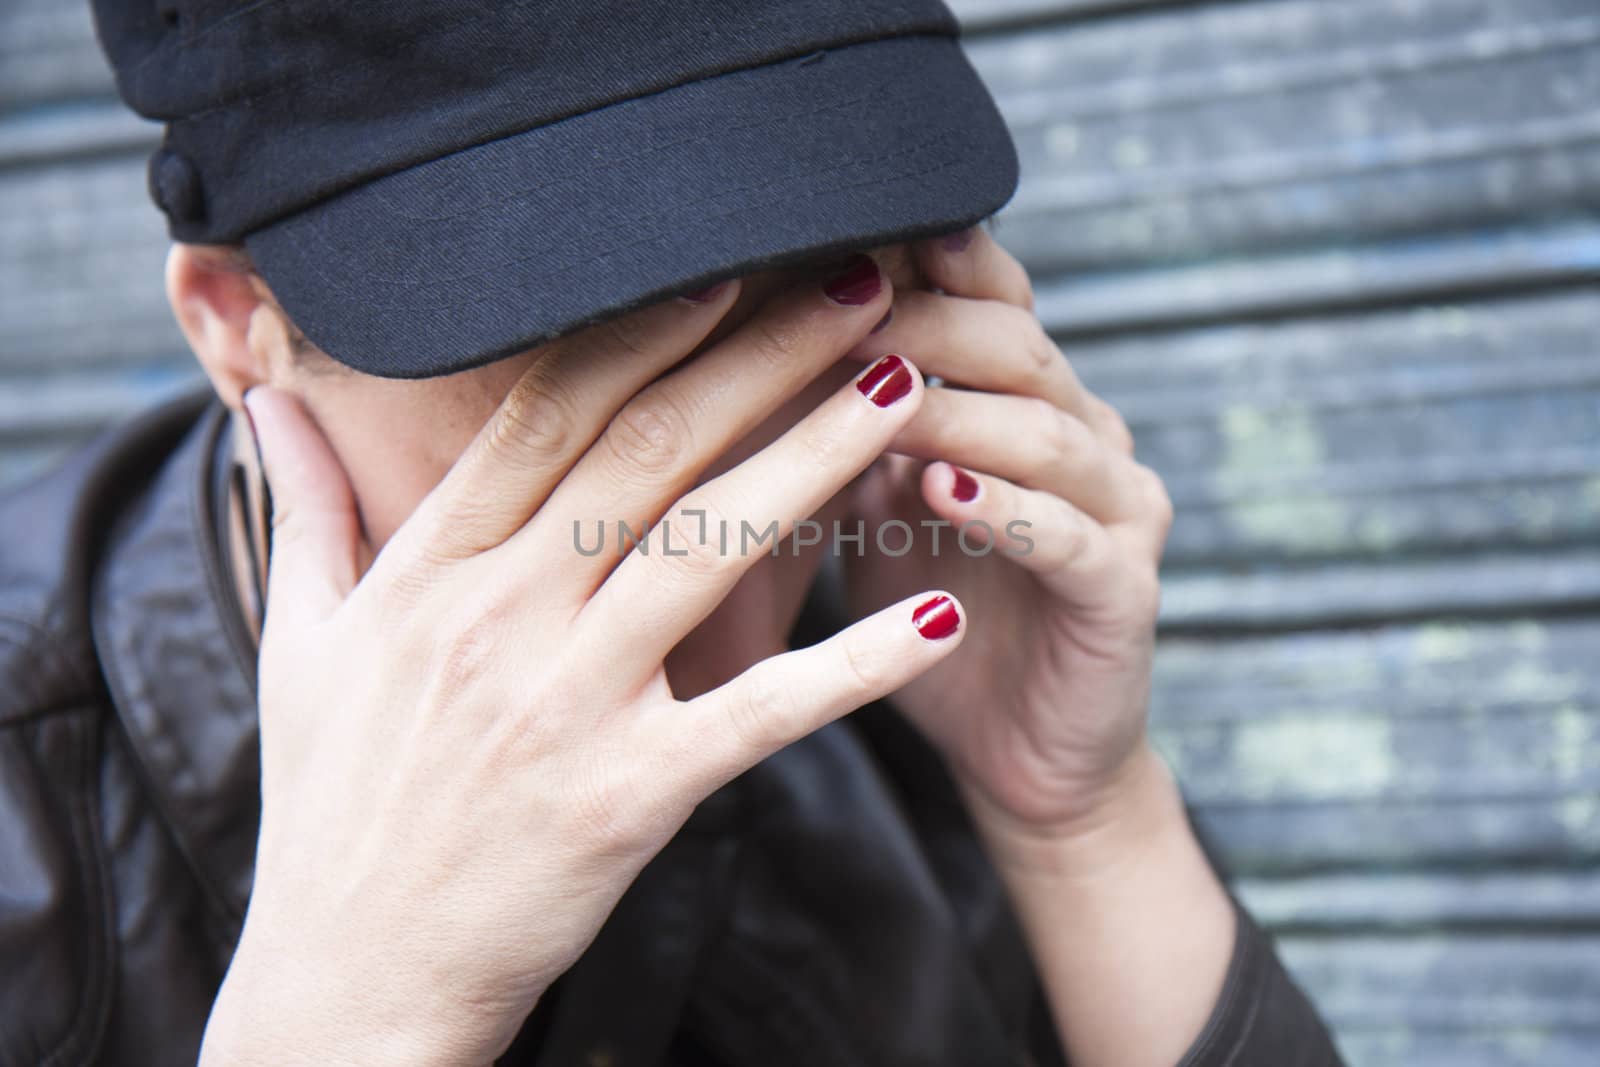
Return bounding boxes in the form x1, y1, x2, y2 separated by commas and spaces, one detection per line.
870, 307, 893, 334
680, 282, 728, 304
951, 467, 980, 502
941, 228, 975, 253
913, 595, 960, 640
823, 254, 882, 306
856, 354, 913, 408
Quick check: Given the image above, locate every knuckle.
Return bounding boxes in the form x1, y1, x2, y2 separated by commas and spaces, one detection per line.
425, 497, 510, 560
1136, 463, 1174, 530
675, 525, 727, 579
405, 533, 468, 579
595, 309, 658, 360
1022, 315, 1060, 376
665, 495, 735, 579
369, 548, 446, 616
1023, 409, 1070, 485
606, 389, 692, 479
727, 671, 789, 756
1098, 399, 1136, 455
1035, 400, 1083, 461
992, 308, 1058, 394
1054, 509, 1094, 568
571, 757, 652, 855
746, 313, 807, 370
492, 375, 579, 465
1125, 563, 1164, 622
1015, 271, 1038, 313
840, 633, 888, 696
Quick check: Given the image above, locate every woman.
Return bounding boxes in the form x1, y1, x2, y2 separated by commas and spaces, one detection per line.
0, 0, 1342, 1063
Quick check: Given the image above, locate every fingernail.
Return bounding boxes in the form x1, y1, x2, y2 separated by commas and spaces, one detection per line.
913, 595, 960, 640
951, 467, 980, 502
856, 354, 913, 408
823, 254, 882, 306
870, 308, 893, 334
941, 228, 974, 253
680, 282, 728, 304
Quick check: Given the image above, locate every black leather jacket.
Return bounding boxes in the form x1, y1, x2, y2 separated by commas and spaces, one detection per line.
0, 390, 1344, 1066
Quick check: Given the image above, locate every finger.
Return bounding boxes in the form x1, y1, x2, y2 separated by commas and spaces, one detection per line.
242, 386, 361, 628
911, 223, 1033, 310
846, 289, 1092, 422
918, 461, 1158, 617
664, 589, 966, 795
851, 290, 1135, 454
891, 388, 1149, 526
526, 254, 892, 584
575, 352, 924, 683
388, 282, 741, 567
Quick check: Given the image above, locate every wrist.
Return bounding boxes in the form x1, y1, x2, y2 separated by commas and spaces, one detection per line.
960, 743, 1190, 886
969, 748, 1240, 1067
202, 926, 526, 1067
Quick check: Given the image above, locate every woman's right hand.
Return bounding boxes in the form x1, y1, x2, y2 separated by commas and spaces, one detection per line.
203, 257, 964, 1066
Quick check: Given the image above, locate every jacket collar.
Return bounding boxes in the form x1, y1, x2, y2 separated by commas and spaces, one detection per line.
92, 394, 262, 929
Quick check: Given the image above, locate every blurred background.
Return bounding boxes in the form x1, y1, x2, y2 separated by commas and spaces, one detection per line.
3, 1, 1598, 1063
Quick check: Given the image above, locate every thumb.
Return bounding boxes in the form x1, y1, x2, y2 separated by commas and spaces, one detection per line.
242, 385, 361, 629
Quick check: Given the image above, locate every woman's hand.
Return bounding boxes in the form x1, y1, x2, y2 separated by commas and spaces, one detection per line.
836, 231, 1243, 1067
205, 259, 966, 1065
839, 235, 1239, 1065
840, 228, 1177, 863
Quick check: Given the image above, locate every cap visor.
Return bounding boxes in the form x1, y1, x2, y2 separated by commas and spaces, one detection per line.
244, 34, 1018, 379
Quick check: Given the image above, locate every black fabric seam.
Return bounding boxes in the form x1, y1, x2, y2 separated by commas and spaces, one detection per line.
170, 24, 956, 127
123, 0, 289, 76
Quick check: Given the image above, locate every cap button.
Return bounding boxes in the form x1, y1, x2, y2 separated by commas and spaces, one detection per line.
149, 148, 205, 227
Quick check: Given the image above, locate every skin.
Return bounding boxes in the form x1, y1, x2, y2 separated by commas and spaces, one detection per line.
168, 232, 1235, 1067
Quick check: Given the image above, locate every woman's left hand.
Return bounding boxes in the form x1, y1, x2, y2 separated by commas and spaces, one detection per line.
842, 228, 1177, 852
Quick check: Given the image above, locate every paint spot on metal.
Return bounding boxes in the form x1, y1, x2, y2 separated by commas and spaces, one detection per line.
1551, 704, 1595, 784
1558, 794, 1598, 838
1113, 136, 1150, 170
1215, 404, 1348, 553
1414, 623, 1479, 663
1046, 123, 1081, 158
1232, 716, 1396, 800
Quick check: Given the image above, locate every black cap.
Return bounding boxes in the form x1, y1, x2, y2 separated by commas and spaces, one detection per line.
93, 1, 1019, 379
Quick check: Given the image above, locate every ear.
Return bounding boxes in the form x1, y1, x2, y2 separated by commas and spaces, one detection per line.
165, 243, 287, 409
